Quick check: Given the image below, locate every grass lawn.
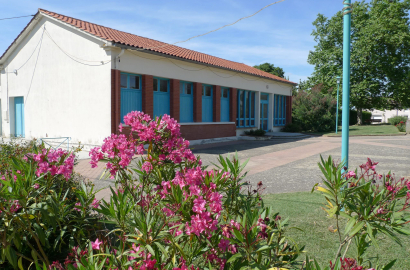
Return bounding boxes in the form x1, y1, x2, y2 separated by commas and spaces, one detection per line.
311, 124, 404, 136
263, 192, 410, 269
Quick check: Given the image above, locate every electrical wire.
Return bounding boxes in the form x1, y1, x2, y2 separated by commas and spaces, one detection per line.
44, 28, 111, 66
14, 27, 45, 71
128, 48, 291, 90
129, 0, 287, 52
25, 26, 44, 103
0, 15, 34, 21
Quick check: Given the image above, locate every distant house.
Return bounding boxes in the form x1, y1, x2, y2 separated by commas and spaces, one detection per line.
0, 9, 296, 148
371, 109, 409, 123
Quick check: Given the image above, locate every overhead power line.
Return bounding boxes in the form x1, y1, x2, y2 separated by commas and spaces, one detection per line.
0, 15, 34, 21
133, 0, 287, 51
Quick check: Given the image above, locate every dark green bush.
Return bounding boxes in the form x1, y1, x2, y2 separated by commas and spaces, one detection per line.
281, 123, 302, 132
349, 110, 372, 125
244, 128, 266, 136
388, 115, 408, 126
292, 84, 337, 132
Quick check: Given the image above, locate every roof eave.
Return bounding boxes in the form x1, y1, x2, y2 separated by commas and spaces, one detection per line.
113, 43, 297, 87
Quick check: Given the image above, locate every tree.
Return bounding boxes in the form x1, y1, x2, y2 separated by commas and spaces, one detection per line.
307, 0, 410, 124
253, 62, 285, 78
292, 84, 337, 132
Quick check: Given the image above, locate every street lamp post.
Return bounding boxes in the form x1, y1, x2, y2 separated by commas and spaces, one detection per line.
336, 76, 341, 134
341, 0, 352, 168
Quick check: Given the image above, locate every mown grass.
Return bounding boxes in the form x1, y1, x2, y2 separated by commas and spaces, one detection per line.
311, 124, 404, 137
263, 191, 410, 269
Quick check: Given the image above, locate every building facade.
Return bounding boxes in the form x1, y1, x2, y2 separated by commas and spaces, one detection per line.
0, 9, 295, 147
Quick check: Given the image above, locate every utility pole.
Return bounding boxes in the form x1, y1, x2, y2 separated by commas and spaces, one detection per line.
341, 0, 352, 168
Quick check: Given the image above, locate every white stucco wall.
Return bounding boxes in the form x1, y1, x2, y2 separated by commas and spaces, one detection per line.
114, 49, 293, 132
370, 109, 410, 123
0, 15, 112, 146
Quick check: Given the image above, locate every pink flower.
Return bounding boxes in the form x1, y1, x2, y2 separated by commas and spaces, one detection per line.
32, 183, 40, 189
192, 196, 206, 213
91, 198, 100, 209
91, 238, 103, 250
74, 202, 82, 212
218, 239, 230, 251
346, 171, 356, 179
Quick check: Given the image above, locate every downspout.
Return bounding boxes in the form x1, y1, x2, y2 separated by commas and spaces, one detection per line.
115, 49, 125, 69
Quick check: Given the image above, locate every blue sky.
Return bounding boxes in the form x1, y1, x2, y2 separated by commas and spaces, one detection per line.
0, 0, 360, 83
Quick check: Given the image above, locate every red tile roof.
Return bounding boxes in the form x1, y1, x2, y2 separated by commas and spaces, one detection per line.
3, 9, 297, 85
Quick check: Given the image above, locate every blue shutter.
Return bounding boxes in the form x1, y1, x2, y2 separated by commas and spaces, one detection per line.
14, 97, 25, 137
202, 85, 213, 122
120, 73, 142, 123
180, 82, 194, 122
273, 95, 286, 126
121, 89, 142, 121
153, 78, 170, 118
220, 88, 230, 122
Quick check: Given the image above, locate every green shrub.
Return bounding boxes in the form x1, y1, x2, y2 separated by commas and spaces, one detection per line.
349, 110, 372, 125
244, 128, 266, 136
396, 121, 406, 132
0, 138, 45, 175
388, 115, 408, 126
292, 84, 337, 132
281, 123, 303, 132
0, 146, 100, 269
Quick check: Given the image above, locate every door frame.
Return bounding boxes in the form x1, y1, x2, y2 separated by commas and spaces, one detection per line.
260, 93, 269, 131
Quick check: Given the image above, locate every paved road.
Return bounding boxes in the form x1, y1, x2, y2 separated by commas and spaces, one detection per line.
75, 135, 410, 198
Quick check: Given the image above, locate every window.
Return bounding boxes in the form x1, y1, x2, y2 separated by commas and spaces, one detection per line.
153, 77, 170, 117
202, 85, 213, 122
236, 90, 255, 128
221, 87, 230, 122
274, 94, 286, 126
120, 73, 142, 123
180, 82, 194, 122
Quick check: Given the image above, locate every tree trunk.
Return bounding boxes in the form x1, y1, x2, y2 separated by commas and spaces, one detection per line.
357, 108, 363, 125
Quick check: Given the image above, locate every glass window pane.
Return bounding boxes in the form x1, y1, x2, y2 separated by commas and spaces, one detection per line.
129, 75, 139, 89
245, 91, 250, 118
261, 94, 268, 101
251, 92, 255, 118
263, 103, 268, 118
251, 120, 255, 126
239, 91, 244, 118
120, 74, 127, 88
245, 120, 249, 126
153, 79, 158, 92
160, 80, 168, 92
187, 84, 192, 95
206, 86, 212, 96
240, 120, 244, 126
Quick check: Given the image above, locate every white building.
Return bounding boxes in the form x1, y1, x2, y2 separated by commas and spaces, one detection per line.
371, 109, 409, 123
0, 9, 295, 147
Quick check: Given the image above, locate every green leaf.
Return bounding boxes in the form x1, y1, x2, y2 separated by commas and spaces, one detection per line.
226, 253, 242, 263
348, 221, 365, 237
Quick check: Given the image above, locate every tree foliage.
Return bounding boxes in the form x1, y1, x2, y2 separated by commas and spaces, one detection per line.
292, 84, 337, 132
307, 0, 410, 123
253, 62, 285, 78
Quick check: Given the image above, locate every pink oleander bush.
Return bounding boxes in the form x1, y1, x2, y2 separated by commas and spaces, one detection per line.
48, 111, 303, 270
0, 145, 100, 270
308, 156, 410, 270
2, 112, 410, 270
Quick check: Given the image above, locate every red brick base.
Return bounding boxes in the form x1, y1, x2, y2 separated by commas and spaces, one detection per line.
180, 123, 236, 140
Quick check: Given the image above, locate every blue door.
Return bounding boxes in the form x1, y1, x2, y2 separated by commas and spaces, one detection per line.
120, 73, 142, 122
180, 82, 194, 122
14, 97, 25, 137
260, 93, 269, 131
220, 88, 230, 122
153, 78, 170, 118
202, 85, 213, 122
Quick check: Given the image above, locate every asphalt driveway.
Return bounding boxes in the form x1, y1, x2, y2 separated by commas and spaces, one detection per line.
75, 135, 410, 198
